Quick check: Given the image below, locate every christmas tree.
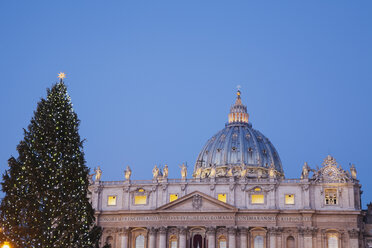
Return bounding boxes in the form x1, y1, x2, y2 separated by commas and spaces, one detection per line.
0, 73, 101, 248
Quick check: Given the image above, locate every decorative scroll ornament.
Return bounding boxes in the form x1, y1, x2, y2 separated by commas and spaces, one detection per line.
192, 194, 202, 210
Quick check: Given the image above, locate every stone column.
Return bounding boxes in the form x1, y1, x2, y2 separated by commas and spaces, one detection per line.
276, 232, 282, 248
159, 227, 167, 248
268, 228, 277, 248
303, 228, 317, 248
149, 227, 157, 248
119, 228, 129, 248
297, 228, 304, 248
179, 227, 187, 248
228, 227, 236, 248
348, 229, 359, 248
207, 227, 216, 248
239, 227, 248, 248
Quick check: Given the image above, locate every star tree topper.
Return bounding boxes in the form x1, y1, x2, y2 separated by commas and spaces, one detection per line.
58, 72, 66, 81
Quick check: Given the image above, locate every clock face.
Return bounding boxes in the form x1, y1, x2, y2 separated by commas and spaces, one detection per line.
323, 166, 338, 180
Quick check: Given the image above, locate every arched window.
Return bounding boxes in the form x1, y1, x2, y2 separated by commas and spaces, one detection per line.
218, 235, 227, 248
286, 236, 295, 248
328, 234, 338, 248
169, 235, 178, 248
135, 234, 145, 248
254, 235, 264, 248
106, 236, 113, 246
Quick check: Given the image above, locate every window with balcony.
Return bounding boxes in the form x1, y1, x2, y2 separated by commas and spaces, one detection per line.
325, 189, 337, 205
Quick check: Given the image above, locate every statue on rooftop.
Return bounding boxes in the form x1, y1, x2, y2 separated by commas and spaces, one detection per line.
269, 163, 276, 179
301, 162, 310, 179
94, 166, 102, 182
124, 166, 132, 180
152, 165, 160, 179
210, 166, 216, 178
163, 164, 169, 178
194, 167, 202, 178
350, 164, 357, 180
180, 163, 187, 179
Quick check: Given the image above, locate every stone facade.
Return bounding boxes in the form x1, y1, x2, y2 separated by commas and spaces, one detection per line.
89, 91, 369, 248
90, 166, 364, 248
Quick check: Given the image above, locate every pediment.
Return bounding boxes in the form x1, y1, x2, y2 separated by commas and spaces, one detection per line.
157, 191, 238, 212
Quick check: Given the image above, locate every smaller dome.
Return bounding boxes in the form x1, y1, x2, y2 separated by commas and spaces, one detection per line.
193, 90, 283, 179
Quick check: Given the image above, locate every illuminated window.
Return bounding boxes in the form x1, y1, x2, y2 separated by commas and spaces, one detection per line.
254, 187, 262, 192
170, 194, 178, 202
107, 196, 117, 206
135, 195, 147, 205
251, 194, 264, 204
325, 189, 337, 205
135, 235, 145, 248
171, 241, 177, 248
169, 235, 178, 248
285, 194, 295, 205
138, 188, 145, 192
218, 236, 227, 248
328, 234, 338, 248
254, 235, 264, 248
218, 194, 227, 203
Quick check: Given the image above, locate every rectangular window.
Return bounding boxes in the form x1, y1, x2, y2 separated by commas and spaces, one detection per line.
325, 189, 337, 205
285, 194, 295, 205
170, 194, 178, 202
251, 194, 264, 204
107, 196, 117, 206
135, 195, 147, 205
218, 193, 227, 203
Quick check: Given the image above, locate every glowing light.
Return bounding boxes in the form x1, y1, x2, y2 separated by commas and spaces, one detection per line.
57, 72, 66, 80
170, 194, 178, 202
251, 194, 264, 204
2, 242, 11, 248
107, 196, 117, 206
218, 193, 227, 203
135, 195, 147, 205
285, 194, 295, 205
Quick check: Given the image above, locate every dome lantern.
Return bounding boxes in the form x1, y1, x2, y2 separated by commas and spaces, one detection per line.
228, 90, 249, 124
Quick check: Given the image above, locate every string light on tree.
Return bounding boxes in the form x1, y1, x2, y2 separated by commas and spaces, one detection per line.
0, 73, 101, 248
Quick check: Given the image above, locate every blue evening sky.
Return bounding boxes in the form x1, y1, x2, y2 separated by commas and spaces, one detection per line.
0, 1, 371, 205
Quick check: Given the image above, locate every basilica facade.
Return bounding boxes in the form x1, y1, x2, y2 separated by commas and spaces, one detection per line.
89, 91, 370, 248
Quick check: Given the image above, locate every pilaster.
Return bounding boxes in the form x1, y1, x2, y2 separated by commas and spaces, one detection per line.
119, 228, 129, 248
207, 226, 216, 248
148, 227, 157, 248
348, 229, 359, 248
228, 226, 237, 248
158, 226, 167, 248
239, 227, 248, 248
268, 227, 277, 248
179, 227, 187, 248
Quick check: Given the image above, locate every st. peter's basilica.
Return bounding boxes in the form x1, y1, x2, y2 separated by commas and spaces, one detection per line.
89, 90, 372, 248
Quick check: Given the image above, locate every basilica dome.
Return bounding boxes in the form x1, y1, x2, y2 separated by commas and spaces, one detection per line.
193, 90, 284, 179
